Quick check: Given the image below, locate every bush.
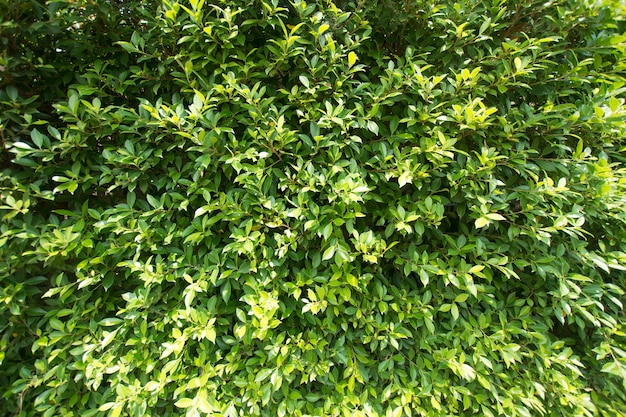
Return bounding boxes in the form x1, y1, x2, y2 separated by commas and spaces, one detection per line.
1, 0, 626, 416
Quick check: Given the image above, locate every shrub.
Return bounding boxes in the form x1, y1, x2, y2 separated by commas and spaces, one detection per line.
1, 0, 626, 416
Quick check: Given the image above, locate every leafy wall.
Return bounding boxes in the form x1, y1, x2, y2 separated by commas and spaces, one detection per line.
1, 0, 626, 416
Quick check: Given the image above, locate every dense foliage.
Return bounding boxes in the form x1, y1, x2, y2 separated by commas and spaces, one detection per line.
2, 0, 626, 416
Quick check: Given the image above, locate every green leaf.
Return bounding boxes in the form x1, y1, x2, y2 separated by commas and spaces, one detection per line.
367, 120, 379, 135
6, 85, 18, 101
98, 318, 123, 326
451, 303, 459, 321
47, 125, 61, 140
389, 117, 399, 134
346, 274, 358, 286
255, 368, 272, 383
127, 191, 136, 208
174, 398, 194, 408
49, 318, 64, 331
601, 361, 624, 377
322, 246, 335, 261
103, 273, 114, 290
31, 129, 44, 148
439, 304, 452, 313
68, 92, 79, 114
479, 17, 491, 36
116, 41, 141, 53
146, 194, 161, 208
454, 293, 469, 303
221, 281, 231, 303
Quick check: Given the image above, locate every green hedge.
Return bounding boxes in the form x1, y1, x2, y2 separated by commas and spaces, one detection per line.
2, 0, 626, 416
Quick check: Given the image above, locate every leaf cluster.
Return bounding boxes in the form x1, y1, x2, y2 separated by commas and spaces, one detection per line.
1, 0, 626, 416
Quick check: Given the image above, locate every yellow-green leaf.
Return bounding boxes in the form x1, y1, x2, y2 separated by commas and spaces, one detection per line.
348, 51, 357, 67
486, 213, 506, 221
475, 217, 490, 228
